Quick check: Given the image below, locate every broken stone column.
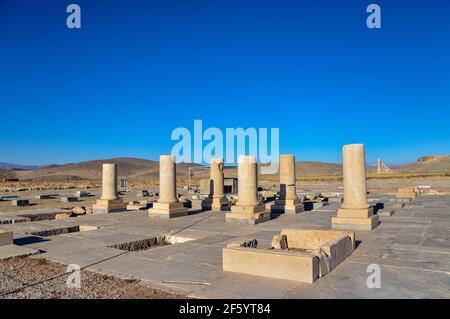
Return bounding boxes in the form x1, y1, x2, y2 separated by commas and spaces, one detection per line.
93, 163, 126, 214
148, 155, 188, 218
202, 158, 229, 211
226, 155, 270, 224
271, 154, 304, 214
332, 144, 379, 231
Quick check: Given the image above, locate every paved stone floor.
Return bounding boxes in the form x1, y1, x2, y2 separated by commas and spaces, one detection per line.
0, 194, 449, 298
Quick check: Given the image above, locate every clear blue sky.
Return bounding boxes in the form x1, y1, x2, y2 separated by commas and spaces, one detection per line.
1, 0, 449, 166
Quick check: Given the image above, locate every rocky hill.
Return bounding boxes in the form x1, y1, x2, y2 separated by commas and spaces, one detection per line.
1, 155, 449, 181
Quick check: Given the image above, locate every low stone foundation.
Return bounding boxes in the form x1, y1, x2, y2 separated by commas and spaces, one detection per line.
223, 229, 355, 283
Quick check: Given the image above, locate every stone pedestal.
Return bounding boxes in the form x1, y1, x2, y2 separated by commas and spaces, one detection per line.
226, 156, 270, 224
202, 158, 229, 211
148, 155, 188, 218
271, 154, 303, 214
332, 144, 379, 231
93, 163, 126, 214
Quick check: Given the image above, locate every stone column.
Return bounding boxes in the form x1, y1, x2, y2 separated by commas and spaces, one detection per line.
271, 154, 303, 214
236, 156, 259, 206
93, 163, 126, 214
149, 155, 188, 218
101, 163, 118, 200
158, 155, 178, 204
226, 156, 270, 224
332, 144, 379, 231
279, 154, 296, 200
341, 145, 369, 210
202, 158, 228, 211
377, 159, 382, 174
210, 158, 225, 199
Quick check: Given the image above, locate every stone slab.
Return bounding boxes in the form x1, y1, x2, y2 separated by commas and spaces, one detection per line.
0, 245, 40, 260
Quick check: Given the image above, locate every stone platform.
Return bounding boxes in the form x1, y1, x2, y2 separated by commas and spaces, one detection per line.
0, 194, 449, 298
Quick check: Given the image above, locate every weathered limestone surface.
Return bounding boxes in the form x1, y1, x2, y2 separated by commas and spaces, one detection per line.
223, 229, 355, 283
93, 163, 126, 214
332, 144, 379, 231
202, 158, 229, 211
148, 155, 188, 218
271, 155, 304, 214
226, 156, 270, 224
0, 229, 13, 246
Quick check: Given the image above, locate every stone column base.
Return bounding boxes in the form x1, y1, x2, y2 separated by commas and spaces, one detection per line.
201, 197, 229, 211
92, 198, 126, 214
148, 202, 188, 219
332, 207, 379, 231
226, 203, 270, 224
271, 199, 304, 214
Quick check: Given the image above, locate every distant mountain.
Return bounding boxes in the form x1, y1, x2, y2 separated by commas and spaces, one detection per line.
0, 157, 202, 181
0, 162, 40, 170
1, 155, 449, 181
395, 155, 450, 173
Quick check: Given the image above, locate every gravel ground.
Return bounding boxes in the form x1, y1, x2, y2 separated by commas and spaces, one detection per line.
0, 257, 186, 299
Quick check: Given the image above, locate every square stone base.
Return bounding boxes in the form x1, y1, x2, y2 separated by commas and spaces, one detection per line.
148, 202, 188, 219
201, 197, 229, 211
271, 199, 304, 214
93, 198, 127, 214
226, 204, 270, 224
332, 207, 379, 231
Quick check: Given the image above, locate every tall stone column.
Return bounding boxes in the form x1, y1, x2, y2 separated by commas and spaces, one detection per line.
202, 158, 229, 211
226, 156, 270, 224
158, 155, 178, 204
149, 155, 188, 218
93, 163, 126, 214
332, 144, 379, 231
101, 163, 118, 200
271, 154, 303, 214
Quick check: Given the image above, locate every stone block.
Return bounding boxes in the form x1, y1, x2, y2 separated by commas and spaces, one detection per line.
61, 196, 78, 203
127, 200, 148, 210
34, 194, 55, 200
223, 229, 355, 283
75, 191, 90, 197
12, 199, 29, 206
201, 197, 229, 211
271, 198, 304, 214
332, 214, 379, 231
396, 187, 417, 199
223, 246, 319, 283
0, 229, 13, 246
226, 204, 270, 224
93, 198, 126, 214
377, 209, 395, 217
327, 196, 344, 203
